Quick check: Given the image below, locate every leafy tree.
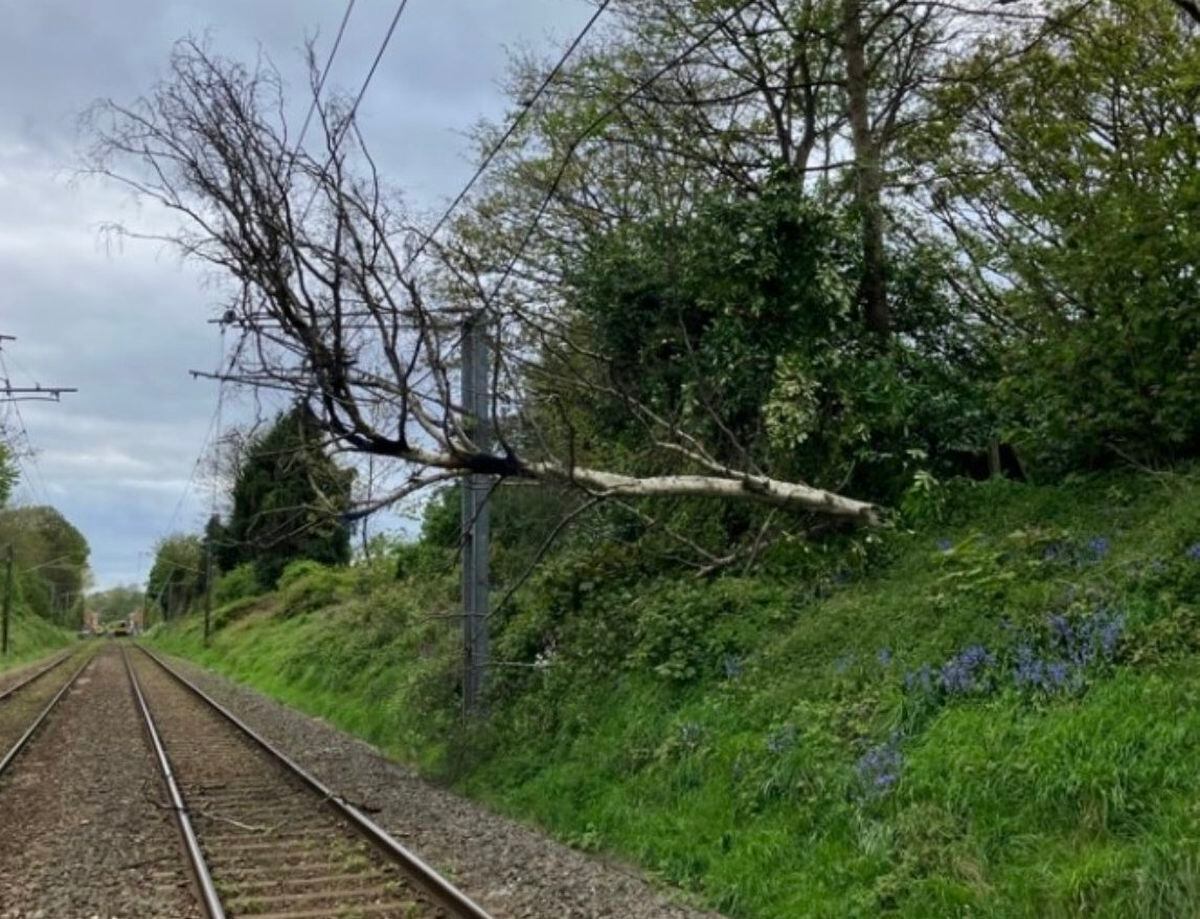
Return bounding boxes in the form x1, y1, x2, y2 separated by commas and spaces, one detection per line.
928, 0, 1200, 469
0, 442, 17, 507
88, 584, 145, 624
559, 185, 991, 503
147, 534, 203, 620
0, 505, 91, 620
219, 407, 354, 588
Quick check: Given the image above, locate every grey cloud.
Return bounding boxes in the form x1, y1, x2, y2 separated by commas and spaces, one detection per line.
0, 0, 596, 588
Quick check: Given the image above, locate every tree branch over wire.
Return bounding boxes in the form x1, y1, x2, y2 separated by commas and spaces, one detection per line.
85, 38, 879, 526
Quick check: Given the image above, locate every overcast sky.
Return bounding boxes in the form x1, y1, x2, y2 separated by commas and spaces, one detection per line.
0, 0, 593, 590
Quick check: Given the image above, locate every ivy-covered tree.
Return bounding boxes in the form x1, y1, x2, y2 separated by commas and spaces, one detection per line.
220, 406, 354, 588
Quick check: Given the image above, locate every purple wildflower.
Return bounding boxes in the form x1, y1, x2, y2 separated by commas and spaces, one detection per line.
1187, 543, 1200, 561
1012, 644, 1046, 690
1087, 536, 1111, 560
1045, 661, 1071, 689
877, 647, 893, 667
1048, 614, 1074, 647
938, 645, 994, 695
856, 735, 903, 797
904, 663, 933, 694
936, 538, 953, 553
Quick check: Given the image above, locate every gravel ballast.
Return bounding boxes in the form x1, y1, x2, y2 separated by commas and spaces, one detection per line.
163, 651, 726, 919
0, 644, 201, 919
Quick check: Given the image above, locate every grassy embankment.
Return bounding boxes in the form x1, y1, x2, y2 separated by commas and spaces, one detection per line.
0, 606, 73, 676
151, 469, 1200, 918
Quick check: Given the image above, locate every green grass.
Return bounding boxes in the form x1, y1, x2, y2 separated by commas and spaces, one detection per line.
152, 469, 1200, 917
0, 605, 72, 676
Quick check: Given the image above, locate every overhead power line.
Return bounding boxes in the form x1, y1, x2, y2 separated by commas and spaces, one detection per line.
402, 0, 614, 274
0, 335, 76, 403
294, 0, 358, 156
0, 335, 75, 507
299, 0, 413, 223
483, 0, 758, 309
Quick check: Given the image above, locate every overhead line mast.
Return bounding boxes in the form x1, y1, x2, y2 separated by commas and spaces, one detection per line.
0, 335, 76, 403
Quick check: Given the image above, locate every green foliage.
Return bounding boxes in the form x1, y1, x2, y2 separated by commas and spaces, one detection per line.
87, 584, 144, 624
213, 563, 261, 608
561, 184, 991, 504
276, 560, 354, 618
0, 504, 91, 625
0, 605, 72, 671
0, 442, 17, 508
152, 467, 1200, 917
419, 482, 585, 588
146, 533, 203, 620
218, 406, 354, 588
933, 0, 1200, 471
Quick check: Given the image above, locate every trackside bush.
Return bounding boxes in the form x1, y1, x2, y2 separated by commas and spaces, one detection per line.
277, 560, 353, 618
214, 563, 261, 607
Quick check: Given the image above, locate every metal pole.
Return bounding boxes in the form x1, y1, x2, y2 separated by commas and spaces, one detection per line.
460, 313, 492, 715
204, 541, 213, 646
1, 545, 13, 656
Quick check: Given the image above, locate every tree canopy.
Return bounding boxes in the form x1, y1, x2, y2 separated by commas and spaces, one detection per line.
91, 0, 1200, 570
214, 407, 354, 588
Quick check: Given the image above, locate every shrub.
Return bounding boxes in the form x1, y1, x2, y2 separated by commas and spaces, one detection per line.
213, 563, 261, 607
277, 560, 352, 618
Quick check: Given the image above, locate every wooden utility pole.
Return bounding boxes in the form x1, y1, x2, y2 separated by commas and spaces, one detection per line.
460, 313, 492, 716
1, 545, 13, 656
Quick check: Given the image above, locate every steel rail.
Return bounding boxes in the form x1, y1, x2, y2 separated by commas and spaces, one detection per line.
0, 648, 74, 703
0, 653, 92, 776
135, 643, 493, 919
121, 646, 226, 919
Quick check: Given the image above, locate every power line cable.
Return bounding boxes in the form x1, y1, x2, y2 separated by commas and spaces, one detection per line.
298, 0, 412, 223
481, 0, 757, 310
294, 0, 358, 156
0, 350, 52, 506
401, 0, 613, 274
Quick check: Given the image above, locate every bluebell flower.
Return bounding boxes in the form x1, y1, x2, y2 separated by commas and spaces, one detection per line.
1087, 536, 1111, 560
935, 538, 953, 553
904, 664, 933, 694
856, 735, 903, 798
877, 647, 893, 667
938, 645, 994, 695
1098, 613, 1124, 658
1012, 644, 1046, 690
1187, 543, 1200, 561
1048, 614, 1074, 647
1046, 661, 1071, 689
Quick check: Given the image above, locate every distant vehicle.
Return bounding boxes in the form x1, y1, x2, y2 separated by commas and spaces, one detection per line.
111, 620, 130, 637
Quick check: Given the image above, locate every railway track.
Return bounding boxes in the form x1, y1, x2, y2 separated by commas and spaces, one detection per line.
0, 647, 92, 775
125, 645, 492, 919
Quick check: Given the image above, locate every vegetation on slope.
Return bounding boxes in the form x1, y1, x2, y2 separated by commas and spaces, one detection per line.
152, 467, 1200, 917
0, 607, 72, 675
